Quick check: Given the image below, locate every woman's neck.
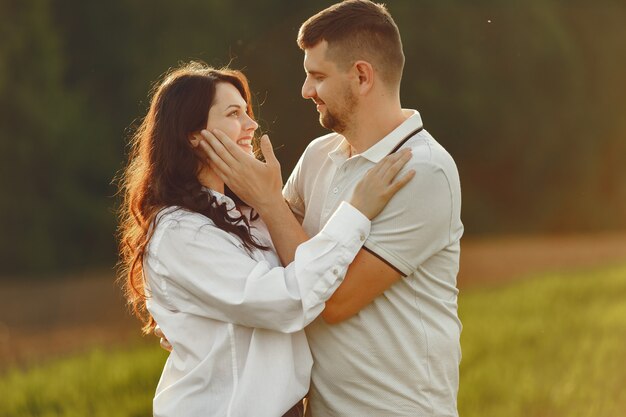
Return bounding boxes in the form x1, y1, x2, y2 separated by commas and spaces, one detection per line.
197, 166, 224, 194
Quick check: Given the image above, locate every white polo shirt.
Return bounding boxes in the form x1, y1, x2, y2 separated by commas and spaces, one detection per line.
284, 110, 463, 417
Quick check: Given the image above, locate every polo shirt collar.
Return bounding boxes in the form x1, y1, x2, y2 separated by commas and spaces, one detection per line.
359, 109, 423, 163
328, 136, 351, 165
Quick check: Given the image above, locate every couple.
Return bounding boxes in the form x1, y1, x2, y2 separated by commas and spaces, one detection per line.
118, 1, 463, 416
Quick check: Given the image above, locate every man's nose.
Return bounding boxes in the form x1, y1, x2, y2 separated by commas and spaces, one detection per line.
302, 79, 314, 99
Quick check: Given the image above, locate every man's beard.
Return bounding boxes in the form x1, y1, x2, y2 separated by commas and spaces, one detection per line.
320, 109, 346, 133
319, 87, 357, 134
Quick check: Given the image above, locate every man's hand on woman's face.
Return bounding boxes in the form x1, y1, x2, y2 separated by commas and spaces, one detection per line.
199, 129, 284, 215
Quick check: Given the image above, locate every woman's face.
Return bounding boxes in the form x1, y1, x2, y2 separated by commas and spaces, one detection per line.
206, 82, 258, 155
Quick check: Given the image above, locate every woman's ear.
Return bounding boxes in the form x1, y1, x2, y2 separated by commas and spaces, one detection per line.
188, 132, 201, 147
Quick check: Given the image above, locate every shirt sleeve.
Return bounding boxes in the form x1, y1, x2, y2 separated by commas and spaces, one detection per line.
145, 202, 369, 333
364, 161, 460, 276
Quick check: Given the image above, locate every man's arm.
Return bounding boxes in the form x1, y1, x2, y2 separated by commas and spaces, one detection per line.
322, 160, 458, 324
321, 248, 401, 323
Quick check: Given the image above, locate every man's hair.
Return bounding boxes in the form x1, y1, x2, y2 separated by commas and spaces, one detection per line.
297, 0, 404, 88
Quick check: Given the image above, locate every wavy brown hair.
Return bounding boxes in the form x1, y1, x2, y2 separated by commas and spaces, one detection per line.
117, 62, 266, 334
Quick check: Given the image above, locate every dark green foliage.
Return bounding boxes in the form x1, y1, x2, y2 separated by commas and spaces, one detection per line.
1, 0, 625, 276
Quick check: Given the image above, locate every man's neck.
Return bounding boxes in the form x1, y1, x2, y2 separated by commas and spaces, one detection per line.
342, 101, 407, 155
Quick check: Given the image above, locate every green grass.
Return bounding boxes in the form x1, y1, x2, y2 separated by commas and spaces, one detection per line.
458, 263, 626, 417
1, 264, 625, 417
0, 343, 167, 417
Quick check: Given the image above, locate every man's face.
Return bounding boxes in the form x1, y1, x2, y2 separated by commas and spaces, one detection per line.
302, 41, 357, 134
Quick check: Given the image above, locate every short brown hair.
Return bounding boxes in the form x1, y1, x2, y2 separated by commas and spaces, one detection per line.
297, 0, 404, 87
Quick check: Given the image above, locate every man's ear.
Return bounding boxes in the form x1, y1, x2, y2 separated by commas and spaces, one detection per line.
188, 132, 201, 147
354, 60, 374, 95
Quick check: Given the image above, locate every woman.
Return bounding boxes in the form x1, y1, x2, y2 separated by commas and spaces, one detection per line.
118, 62, 413, 417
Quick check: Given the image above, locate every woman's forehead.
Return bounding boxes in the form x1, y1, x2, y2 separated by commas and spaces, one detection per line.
213, 83, 246, 108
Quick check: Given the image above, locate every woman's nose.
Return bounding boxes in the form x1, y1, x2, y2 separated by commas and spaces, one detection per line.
245, 114, 258, 131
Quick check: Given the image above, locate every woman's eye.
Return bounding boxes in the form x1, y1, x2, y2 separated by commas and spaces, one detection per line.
228, 111, 239, 117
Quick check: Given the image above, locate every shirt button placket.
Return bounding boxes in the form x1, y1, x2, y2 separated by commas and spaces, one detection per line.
322, 160, 349, 225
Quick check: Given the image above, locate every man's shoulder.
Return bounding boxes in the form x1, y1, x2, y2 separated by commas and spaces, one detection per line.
406, 130, 458, 173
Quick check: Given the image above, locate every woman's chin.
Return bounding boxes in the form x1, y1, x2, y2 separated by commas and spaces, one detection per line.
239, 144, 254, 154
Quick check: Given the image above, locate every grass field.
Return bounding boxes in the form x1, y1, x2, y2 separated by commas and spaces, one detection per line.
1, 263, 625, 417
0, 343, 167, 417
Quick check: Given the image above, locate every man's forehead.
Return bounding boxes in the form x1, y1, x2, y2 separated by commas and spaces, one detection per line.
303, 41, 334, 70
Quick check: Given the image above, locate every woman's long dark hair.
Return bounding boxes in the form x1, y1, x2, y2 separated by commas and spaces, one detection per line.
117, 62, 266, 334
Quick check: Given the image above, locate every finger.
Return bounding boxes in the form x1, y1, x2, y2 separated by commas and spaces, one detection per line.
154, 325, 163, 338
208, 157, 231, 185
199, 139, 234, 177
200, 129, 239, 167
388, 169, 416, 196
378, 149, 411, 184
212, 128, 251, 161
381, 148, 410, 167
159, 337, 173, 352
259, 135, 280, 168
381, 150, 412, 183
366, 155, 394, 180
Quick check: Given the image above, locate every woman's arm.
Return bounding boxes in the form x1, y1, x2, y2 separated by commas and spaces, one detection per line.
147, 201, 369, 334
198, 129, 414, 265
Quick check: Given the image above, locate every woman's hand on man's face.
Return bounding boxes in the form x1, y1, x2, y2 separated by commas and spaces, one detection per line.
199, 129, 284, 214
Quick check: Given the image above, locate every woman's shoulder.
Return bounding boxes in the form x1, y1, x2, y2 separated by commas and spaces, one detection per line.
153, 206, 254, 244
151, 206, 218, 248
155, 206, 208, 227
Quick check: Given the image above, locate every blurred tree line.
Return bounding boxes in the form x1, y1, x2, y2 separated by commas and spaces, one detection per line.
1, 0, 624, 277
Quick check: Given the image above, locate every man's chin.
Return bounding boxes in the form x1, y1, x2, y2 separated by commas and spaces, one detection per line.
320, 114, 344, 133
319, 115, 330, 129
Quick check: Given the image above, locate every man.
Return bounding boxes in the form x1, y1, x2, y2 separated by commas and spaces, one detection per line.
200, 1, 463, 415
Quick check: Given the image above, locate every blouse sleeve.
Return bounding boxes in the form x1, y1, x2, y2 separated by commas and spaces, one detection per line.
145, 201, 369, 333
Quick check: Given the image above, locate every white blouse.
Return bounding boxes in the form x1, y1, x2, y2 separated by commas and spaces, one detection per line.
144, 191, 370, 417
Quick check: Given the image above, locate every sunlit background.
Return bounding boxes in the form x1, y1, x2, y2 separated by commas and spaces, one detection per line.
1, 1, 625, 416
